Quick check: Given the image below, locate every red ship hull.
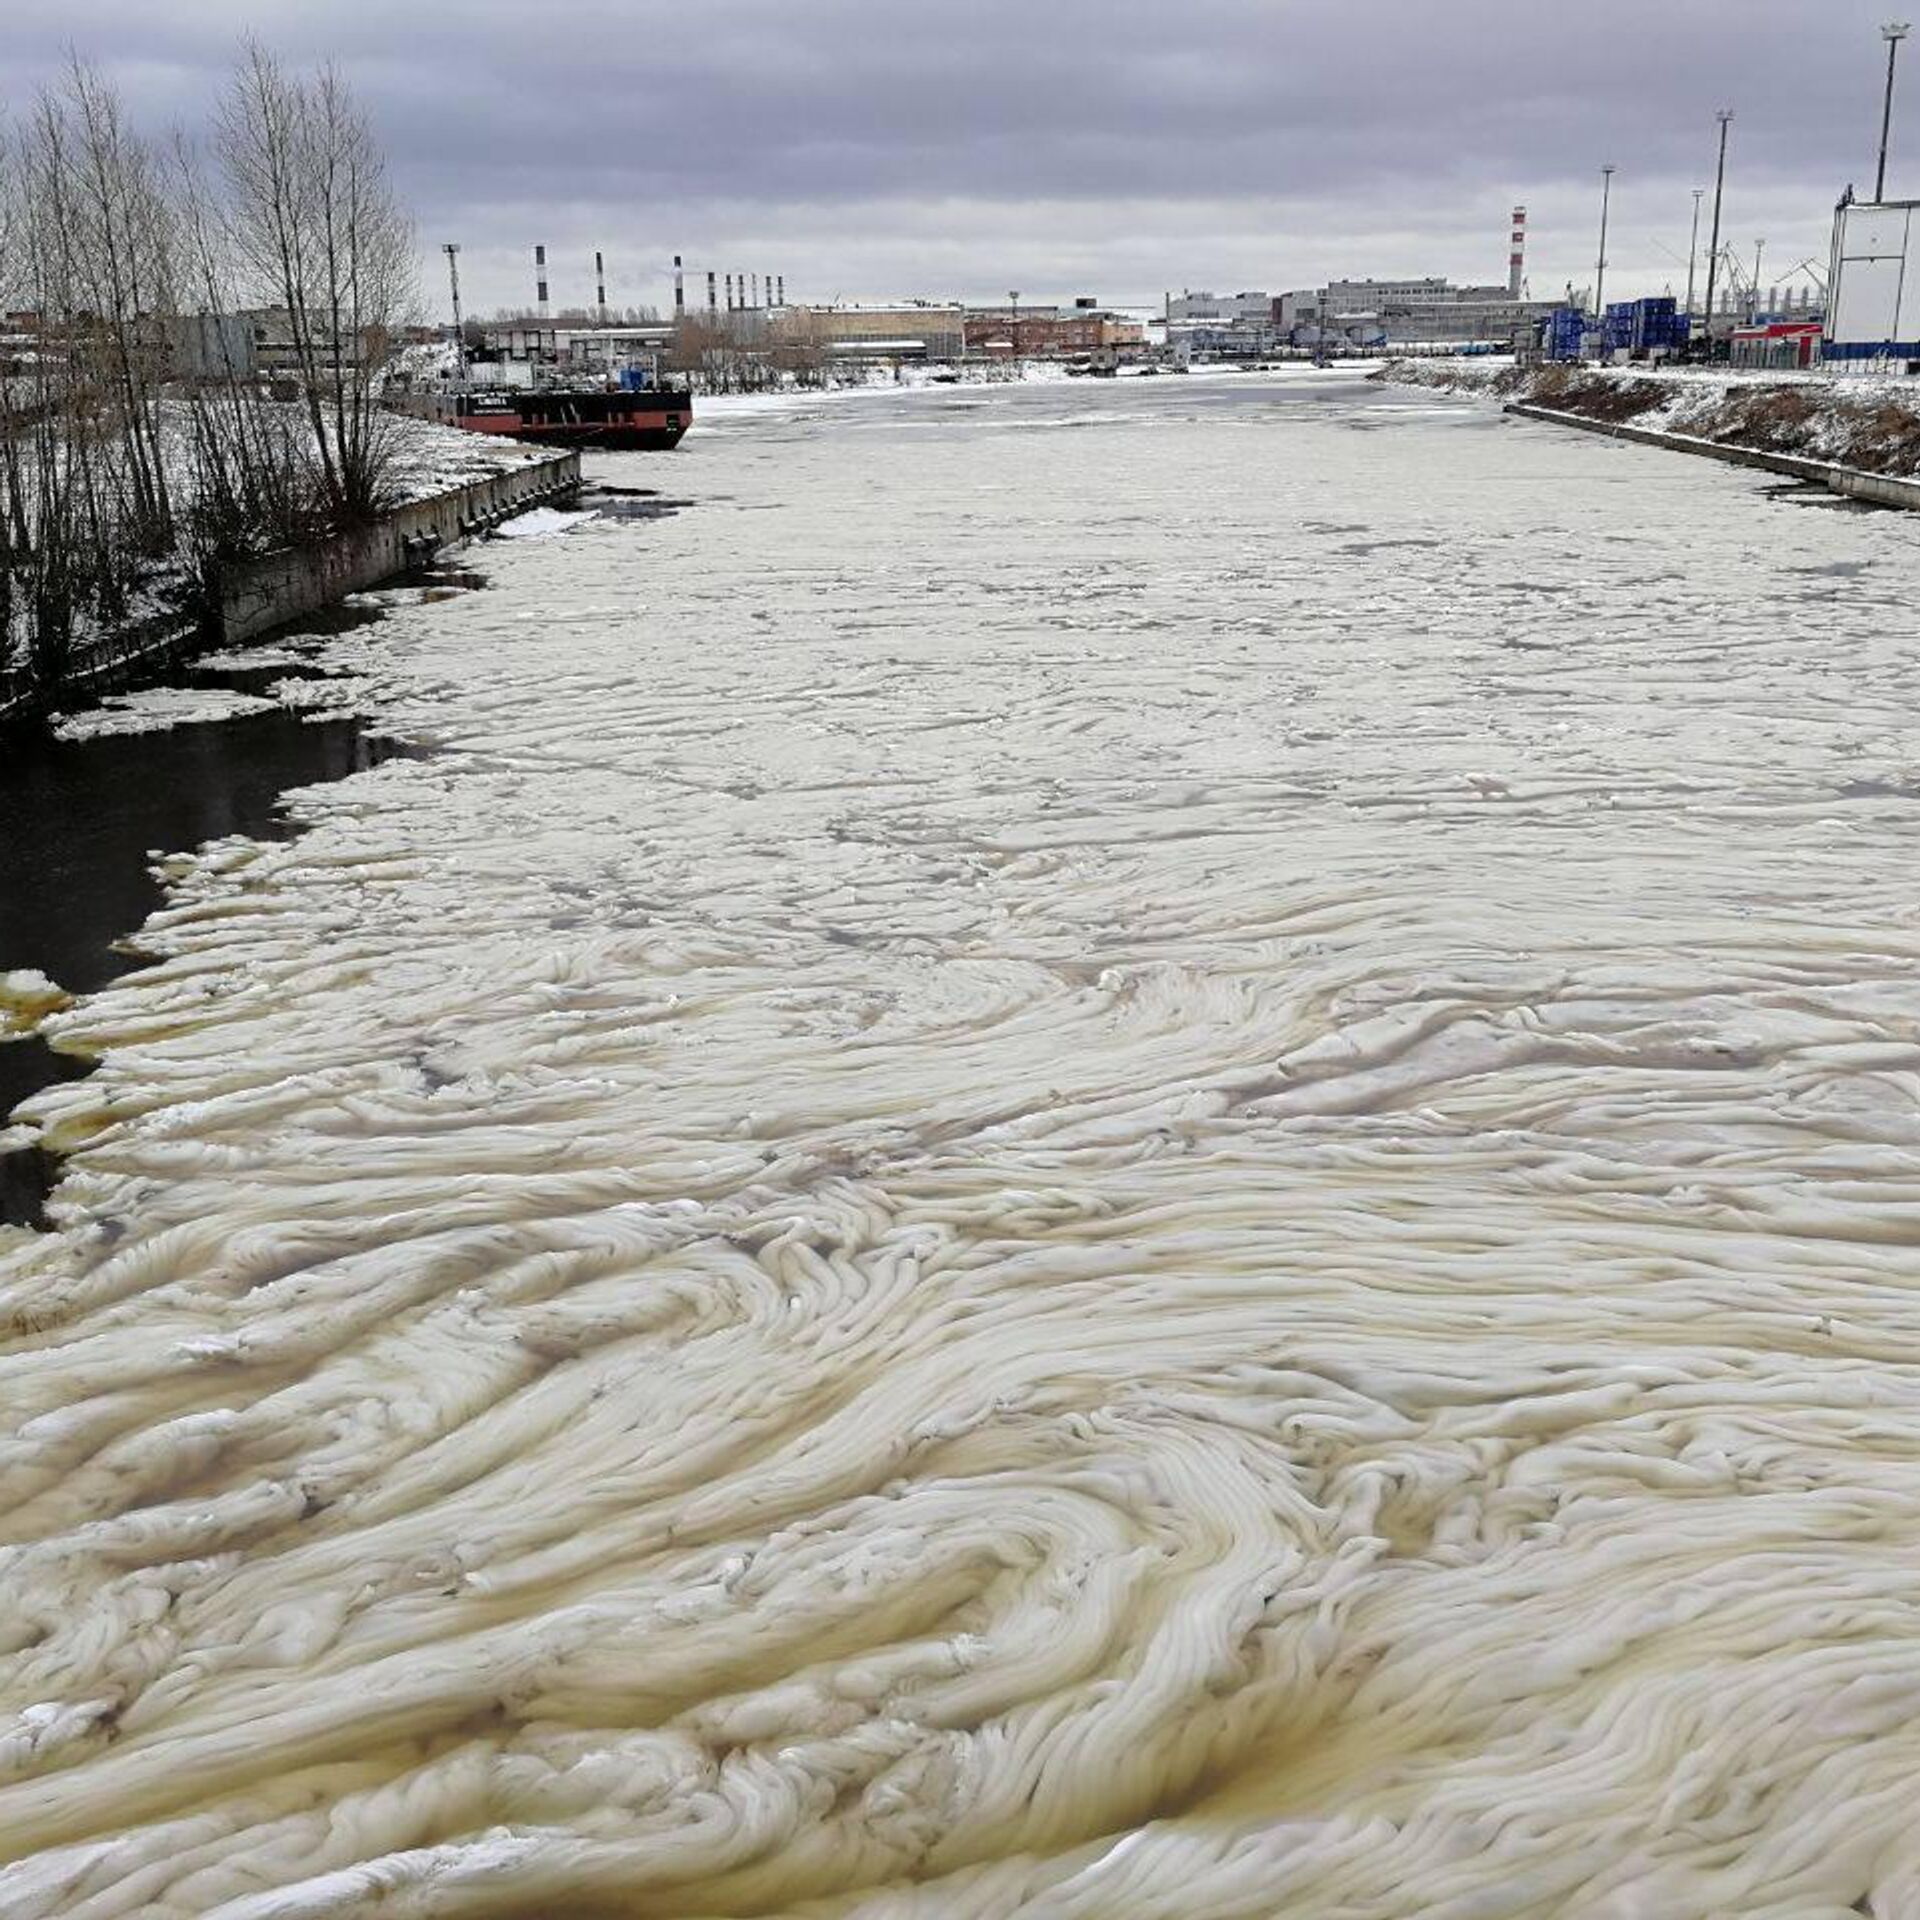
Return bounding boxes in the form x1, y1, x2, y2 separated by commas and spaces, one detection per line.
397, 387, 692, 451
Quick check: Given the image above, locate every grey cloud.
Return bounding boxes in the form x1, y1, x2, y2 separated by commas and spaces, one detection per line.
3, 0, 1902, 308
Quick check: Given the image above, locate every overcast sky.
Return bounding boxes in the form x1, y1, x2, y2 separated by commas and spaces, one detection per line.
5, 0, 1911, 315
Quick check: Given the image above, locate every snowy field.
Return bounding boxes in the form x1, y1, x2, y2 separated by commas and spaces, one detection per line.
8, 372, 1920, 1915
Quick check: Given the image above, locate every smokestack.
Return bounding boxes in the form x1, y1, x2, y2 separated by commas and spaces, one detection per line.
776, 274, 785, 305
1509, 205, 1528, 300
595, 250, 608, 323
751, 272, 760, 308
706, 270, 717, 317
725, 273, 735, 312
535, 244, 550, 320
673, 253, 685, 318
764, 270, 774, 309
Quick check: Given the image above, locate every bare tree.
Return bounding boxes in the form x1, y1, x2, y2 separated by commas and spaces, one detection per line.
168, 129, 331, 569
1, 46, 419, 716
1, 89, 134, 691
61, 59, 176, 546
217, 43, 413, 523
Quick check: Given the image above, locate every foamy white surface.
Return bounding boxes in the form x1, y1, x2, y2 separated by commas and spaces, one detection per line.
489, 505, 600, 540
7, 375, 1920, 1916
52, 687, 279, 741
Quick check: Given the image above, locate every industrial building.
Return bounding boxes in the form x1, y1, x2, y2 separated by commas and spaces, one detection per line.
1278, 278, 1559, 350
1730, 320, 1825, 370
1257, 210, 1557, 351
1165, 290, 1275, 325
1164, 292, 1284, 358
768, 302, 966, 361
962, 301, 1145, 359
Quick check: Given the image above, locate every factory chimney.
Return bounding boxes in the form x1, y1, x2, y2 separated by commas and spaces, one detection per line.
1508, 205, 1528, 300
594, 250, 608, 323
706, 270, 717, 317
776, 274, 785, 305
535, 244, 550, 320
673, 254, 685, 319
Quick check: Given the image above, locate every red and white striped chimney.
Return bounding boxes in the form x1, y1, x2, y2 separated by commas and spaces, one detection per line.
535, 244, 549, 321
1509, 206, 1528, 300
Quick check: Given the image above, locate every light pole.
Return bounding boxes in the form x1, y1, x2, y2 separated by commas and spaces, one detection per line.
1595, 165, 1616, 318
1878, 23, 1911, 202
1685, 187, 1705, 318
1704, 111, 1733, 344
442, 242, 465, 382
1752, 238, 1767, 320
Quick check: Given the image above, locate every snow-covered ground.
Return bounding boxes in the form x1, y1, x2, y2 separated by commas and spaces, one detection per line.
383, 411, 574, 503
12, 373, 1920, 1915
1381, 355, 1920, 471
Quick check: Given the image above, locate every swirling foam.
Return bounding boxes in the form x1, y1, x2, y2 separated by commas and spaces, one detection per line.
5, 376, 1920, 1918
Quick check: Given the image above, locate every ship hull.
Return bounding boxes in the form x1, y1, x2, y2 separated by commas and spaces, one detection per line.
394, 388, 693, 451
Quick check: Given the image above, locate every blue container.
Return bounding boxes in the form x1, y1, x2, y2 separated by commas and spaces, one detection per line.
1544, 306, 1588, 360
1628, 296, 1679, 352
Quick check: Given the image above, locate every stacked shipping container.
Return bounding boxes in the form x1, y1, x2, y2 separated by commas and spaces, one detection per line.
1603, 297, 1691, 354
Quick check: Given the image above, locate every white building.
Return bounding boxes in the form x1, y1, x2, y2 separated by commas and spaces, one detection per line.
1166, 290, 1274, 325
1280, 278, 1555, 349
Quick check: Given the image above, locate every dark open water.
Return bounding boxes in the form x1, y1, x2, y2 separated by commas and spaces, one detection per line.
0, 707, 416, 1225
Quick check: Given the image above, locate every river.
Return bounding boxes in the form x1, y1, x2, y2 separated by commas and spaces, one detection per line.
5, 369, 1920, 1917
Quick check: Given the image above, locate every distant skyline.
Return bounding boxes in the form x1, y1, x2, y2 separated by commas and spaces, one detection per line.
5, 0, 1910, 316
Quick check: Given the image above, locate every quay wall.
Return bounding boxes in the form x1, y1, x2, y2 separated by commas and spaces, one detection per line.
217, 452, 580, 644
1, 450, 581, 733
1503, 403, 1920, 512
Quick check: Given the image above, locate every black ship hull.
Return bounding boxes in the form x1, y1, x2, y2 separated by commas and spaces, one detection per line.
396, 386, 692, 450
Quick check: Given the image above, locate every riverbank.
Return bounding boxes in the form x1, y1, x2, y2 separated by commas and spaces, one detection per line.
1376, 356, 1920, 476
0, 427, 579, 738
0, 700, 422, 1226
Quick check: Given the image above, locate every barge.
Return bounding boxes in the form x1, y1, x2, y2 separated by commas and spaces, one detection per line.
394, 382, 692, 451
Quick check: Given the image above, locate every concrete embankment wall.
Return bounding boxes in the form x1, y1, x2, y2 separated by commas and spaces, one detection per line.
1505, 402, 1920, 512
1, 450, 580, 734
217, 452, 580, 644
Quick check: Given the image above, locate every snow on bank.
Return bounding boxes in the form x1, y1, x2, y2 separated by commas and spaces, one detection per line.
383, 412, 571, 504
30, 419, 559, 741
1379, 356, 1920, 474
